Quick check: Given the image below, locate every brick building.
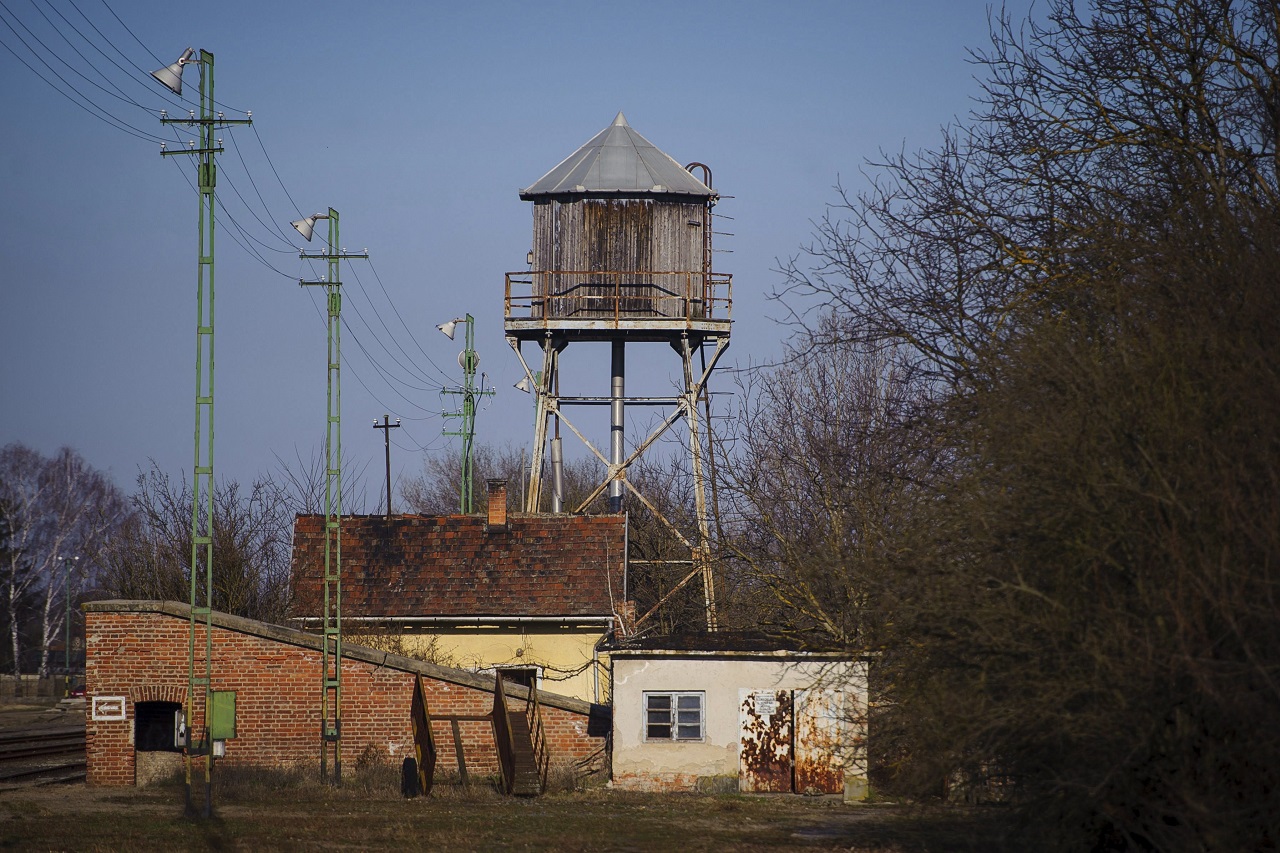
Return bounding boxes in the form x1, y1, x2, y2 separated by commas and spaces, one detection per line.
290, 483, 628, 704
84, 600, 608, 787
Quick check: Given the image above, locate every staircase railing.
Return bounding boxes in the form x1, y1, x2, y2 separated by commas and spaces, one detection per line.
408, 675, 437, 796
525, 681, 550, 793
491, 672, 516, 795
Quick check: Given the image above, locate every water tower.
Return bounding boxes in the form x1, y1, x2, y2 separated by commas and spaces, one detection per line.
504, 112, 732, 631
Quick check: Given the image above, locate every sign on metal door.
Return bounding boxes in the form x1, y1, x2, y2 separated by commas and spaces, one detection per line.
738, 689, 792, 792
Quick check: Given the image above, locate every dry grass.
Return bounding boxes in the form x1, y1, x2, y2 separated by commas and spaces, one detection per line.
0, 702, 1019, 850
0, 770, 1021, 852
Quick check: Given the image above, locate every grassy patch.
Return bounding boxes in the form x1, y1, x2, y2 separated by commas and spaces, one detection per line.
0, 780, 1019, 852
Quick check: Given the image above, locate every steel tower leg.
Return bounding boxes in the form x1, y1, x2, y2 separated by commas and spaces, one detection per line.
525, 340, 558, 513
682, 334, 718, 631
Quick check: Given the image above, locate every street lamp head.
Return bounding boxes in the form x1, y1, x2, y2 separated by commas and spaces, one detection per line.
437, 318, 465, 340
514, 376, 533, 393
151, 47, 195, 96
290, 212, 329, 243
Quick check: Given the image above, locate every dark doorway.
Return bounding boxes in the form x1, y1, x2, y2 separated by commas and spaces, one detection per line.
498, 667, 538, 689
135, 701, 181, 752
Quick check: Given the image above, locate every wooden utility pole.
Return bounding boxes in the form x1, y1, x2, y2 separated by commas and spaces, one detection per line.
373, 414, 401, 517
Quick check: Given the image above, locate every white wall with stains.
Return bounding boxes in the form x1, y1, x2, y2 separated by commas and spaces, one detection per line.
609, 650, 868, 794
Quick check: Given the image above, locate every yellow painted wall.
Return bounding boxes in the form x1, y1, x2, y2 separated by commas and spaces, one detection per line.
346, 623, 611, 705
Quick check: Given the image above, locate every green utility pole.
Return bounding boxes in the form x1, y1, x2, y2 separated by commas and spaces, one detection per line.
296, 209, 367, 785
441, 315, 494, 513
156, 47, 251, 819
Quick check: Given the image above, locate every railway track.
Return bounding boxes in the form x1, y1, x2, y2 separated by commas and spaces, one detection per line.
0, 725, 86, 788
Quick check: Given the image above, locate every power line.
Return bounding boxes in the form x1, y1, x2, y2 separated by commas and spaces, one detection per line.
217, 155, 301, 255
165, 156, 297, 280
365, 259, 455, 385
91, 0, 160, 65
10, 0, 452, 467
31, 0, 156, 112
225, 130, 298, 247
346, 265, 443, 387
0, 5, 168, 144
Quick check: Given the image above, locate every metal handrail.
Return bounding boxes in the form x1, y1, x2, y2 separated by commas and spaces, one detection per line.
409, 674, 437, 796
504, 270, 732, 323
525, 682, 549, 793
491, 673, 517, 794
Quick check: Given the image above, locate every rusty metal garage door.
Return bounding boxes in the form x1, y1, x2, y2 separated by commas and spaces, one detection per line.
793, 689, 846, 794
738, 689, 793, 792
739, 688, 849, 794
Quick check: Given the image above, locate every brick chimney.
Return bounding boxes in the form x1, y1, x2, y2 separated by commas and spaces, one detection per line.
486, 479, 508, 530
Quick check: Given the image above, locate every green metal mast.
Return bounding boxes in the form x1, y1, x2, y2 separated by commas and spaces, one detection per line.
157, 48, 250, 818
442, 315, 493, 513
298, 210, 366, 784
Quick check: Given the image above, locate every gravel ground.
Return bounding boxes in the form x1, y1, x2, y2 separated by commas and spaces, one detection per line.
0, 697, 86, 730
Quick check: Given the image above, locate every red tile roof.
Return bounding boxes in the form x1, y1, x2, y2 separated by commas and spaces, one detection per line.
290, 514, 626, 619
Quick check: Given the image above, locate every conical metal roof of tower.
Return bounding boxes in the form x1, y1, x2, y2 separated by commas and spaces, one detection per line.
520, 112, 714, 199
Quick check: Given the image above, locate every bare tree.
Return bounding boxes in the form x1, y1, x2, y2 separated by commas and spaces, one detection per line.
887, 213, 1280, 848
0, 444, 126, 676
773, 1, 1280, 846
272, 445, 371, 517
713, 321, 936, 647
401, 443, 605, 515
99, 464, 295, 624
778, 1, 1280, 392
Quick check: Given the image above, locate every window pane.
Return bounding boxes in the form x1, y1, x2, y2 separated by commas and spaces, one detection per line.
646, 695, 671, 711
647, 709, 671, 726
676, 724, 701, 740
677, 695, 701, 710
647, 723, 672, 739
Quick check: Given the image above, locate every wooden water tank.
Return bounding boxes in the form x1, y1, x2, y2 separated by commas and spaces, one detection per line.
519, 113, 716, 324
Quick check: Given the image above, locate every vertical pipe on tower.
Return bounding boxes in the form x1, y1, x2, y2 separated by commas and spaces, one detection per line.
610, 340, 625, 512
550, 437, 564, 513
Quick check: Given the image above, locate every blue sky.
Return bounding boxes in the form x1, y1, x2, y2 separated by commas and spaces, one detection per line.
0, 1, 1030, 505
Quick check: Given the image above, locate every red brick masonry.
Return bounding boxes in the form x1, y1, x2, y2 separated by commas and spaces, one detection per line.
84, 601, 609, 786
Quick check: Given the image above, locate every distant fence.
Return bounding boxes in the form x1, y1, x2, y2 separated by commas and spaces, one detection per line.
0, 675, 80, 701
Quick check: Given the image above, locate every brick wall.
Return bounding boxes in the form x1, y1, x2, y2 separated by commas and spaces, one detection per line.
85, 602, 608, 786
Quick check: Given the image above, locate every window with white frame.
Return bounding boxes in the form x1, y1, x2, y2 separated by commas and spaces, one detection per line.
644, 691, 704, 741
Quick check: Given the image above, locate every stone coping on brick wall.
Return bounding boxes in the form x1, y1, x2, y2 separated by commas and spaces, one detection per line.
83, 600, 597, 717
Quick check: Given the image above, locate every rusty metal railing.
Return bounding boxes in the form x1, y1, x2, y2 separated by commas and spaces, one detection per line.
526, 681, 549, 793
504, 270, 732, 325
491, 673, 517, 795
408, 675, 437, 796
